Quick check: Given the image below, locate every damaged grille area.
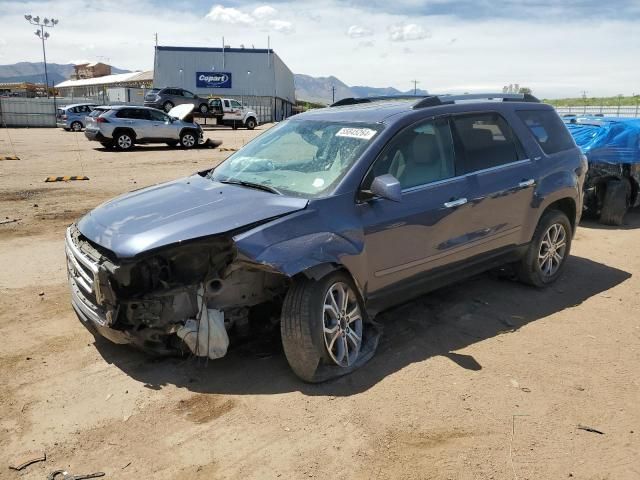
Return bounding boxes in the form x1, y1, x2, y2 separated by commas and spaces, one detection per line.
66, 223, 289, 356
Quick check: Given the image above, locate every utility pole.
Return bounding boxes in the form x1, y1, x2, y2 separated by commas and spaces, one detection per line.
412, 80, 420, 95
24, 14, 59, 98
331, 85, 336, 104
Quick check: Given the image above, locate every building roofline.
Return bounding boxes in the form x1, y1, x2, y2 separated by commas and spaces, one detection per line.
157, 45, 275, 54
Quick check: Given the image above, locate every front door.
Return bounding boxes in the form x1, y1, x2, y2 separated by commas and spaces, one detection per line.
147, 109, 175, 139
359, 117, 474, 294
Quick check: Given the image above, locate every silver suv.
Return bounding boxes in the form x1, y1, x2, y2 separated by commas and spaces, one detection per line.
84, 105, 203, 150
144, 87, 210, 114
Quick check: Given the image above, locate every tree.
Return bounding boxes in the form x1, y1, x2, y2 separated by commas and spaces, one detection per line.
518, 87, 533, 95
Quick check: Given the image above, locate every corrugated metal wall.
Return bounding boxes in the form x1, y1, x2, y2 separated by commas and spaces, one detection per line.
154, 47, 295, 121
0, 97, 58, 127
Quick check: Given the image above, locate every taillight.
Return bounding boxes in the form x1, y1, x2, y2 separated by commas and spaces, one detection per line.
96, 117, 109, 123
62, 114, 67, 120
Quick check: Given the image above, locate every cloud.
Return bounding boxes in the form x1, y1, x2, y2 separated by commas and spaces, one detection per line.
205, 4, 294, 34
268, 19, 295, 34
253, 5, 277, 19
347, 25, 373, 38
358, 40, 375, 48
388, 23, 430, 41
205, 5, 254, 25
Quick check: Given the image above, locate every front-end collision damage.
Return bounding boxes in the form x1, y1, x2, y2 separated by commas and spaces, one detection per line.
67, 224, 290, 357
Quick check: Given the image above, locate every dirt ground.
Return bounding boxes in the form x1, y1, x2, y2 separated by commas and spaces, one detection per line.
1, 125, 639, 480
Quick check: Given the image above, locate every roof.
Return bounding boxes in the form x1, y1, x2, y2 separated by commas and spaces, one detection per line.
157, 45, 274, 54
60, 102, 98, 109
296, 95, 552, 124
55, 71, 153, 88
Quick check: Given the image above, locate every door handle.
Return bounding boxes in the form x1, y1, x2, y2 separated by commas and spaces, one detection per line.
444, 198, 468, 208
518, 179, 535, 188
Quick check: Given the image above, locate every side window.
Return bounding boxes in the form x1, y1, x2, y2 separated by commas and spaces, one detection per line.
516, 110, 576, 155
133, 109, 151, 120
230, 100, 242, 108
367, 118, 456, 190
148, 109, 168, 122
223, 100, 230, 108
116, 109, 132, 119
182, 90, 195, 98
451, 113, 523, 174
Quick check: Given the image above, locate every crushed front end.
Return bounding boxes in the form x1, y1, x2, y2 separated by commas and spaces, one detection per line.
65, 224, 289, 356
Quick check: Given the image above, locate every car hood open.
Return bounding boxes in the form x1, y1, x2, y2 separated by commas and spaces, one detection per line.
167, 103, 195, 120
77, 174, 308, 258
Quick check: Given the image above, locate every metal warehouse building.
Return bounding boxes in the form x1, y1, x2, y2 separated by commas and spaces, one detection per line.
154, 46, 295, 122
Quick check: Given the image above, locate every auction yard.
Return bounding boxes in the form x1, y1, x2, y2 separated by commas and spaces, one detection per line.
1, 125, 639, 479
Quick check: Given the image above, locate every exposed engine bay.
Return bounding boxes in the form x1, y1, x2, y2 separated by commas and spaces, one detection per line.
66, 224, 289, 357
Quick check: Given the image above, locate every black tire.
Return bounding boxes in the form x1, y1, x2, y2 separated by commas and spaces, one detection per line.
515, 209, 572, 287
198, 103, 209, 114
245, 117, 256, 130
163, 101, 174, 113
114, 131, 135, 151
281, 271, 367, 382
179, 130, 197, 149
71, 121, 83, 132
599, 178, 630, 226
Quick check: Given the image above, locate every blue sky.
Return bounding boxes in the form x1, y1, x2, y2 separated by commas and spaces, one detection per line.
1, 0, 639, 98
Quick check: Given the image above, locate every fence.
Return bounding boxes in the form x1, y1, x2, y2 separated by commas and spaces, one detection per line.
555, 105, 640, 118
1, 94, 292, 127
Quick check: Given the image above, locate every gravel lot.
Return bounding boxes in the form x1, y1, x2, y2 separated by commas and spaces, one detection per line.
1, 125, 639, 480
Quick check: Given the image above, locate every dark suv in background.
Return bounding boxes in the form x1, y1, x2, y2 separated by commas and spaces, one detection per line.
66, 93, 586, 382
144, 87, 210, 114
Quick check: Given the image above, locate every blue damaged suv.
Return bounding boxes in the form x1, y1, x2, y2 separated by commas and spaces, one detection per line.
65, 93, 586, 382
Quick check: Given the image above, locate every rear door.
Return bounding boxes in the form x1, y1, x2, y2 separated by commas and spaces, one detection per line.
449, 111, 537, 250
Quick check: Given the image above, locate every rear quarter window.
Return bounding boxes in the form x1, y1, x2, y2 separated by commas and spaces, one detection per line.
516, 110, 576, 155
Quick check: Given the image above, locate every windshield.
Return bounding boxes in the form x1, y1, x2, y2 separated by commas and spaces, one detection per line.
208, 120, 382, 197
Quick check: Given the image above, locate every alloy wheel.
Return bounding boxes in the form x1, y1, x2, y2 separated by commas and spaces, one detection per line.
71, 122, 82, 132
118, 135, 132, 149
538, 223, 567, 277
322, 282, 363, 367
182, 134, 196, 148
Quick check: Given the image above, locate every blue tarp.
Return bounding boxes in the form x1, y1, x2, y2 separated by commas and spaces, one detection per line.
565, 117, 640, 164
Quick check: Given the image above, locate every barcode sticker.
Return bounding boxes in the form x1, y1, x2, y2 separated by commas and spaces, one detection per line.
335, 128, 377, 140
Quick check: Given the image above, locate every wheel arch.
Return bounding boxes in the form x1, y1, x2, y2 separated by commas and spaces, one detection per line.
112, 127, 136, 140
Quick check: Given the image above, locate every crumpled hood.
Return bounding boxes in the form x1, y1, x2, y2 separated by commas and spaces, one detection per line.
77, 174, 308, 258
167, 103, 195, 120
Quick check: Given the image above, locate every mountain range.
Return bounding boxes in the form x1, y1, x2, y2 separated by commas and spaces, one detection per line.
294, 74, 429, 105
0, 62, 427, 103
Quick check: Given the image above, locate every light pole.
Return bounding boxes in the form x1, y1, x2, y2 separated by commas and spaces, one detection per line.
24, 14, 59, 98
246, 70, 251, 106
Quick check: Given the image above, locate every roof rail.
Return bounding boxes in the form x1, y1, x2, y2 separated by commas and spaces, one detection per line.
330, 95, 429, 107
413, 92, 540, 109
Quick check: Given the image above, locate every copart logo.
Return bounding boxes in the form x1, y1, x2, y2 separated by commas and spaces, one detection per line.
199, 74, 228, 83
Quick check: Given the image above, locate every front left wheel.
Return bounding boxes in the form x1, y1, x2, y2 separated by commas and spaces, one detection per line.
180, 131, 197, 149
71, 121, 83, 132
281, 271, 367, 382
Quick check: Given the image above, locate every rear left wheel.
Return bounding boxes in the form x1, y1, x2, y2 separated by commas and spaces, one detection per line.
515, 209, 572, 287
199, 103, 209, 114
281, 271, 367, 382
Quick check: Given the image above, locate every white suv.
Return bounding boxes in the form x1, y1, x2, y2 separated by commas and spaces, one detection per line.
85, 105, 203, 150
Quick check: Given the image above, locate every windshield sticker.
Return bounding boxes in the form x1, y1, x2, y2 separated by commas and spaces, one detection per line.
335, 128, 377, 140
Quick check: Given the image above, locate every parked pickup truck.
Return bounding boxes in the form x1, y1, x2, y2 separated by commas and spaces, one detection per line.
208, 97, 259, 130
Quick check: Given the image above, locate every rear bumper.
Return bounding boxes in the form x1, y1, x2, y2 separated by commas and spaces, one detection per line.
84, 129, 109, 142
56, 121, 69, 128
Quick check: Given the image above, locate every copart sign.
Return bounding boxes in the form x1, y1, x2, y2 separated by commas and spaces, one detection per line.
196, 72, 232, 88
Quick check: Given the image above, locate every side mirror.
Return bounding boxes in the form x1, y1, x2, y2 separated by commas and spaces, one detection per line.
370, 174, 402, 202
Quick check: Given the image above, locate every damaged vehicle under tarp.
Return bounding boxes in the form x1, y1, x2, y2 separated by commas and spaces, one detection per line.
566, 117, 640, 225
